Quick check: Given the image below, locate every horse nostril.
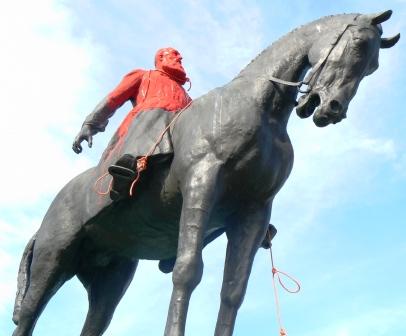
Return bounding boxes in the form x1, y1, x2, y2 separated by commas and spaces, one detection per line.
329, 100, 342, 113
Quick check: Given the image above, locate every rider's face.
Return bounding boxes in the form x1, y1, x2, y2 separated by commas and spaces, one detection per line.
158, 49, 185, 74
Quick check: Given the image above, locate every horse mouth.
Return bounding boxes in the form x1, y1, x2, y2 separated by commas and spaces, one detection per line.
296, 93, 321, 118
313, 112, 330, 127
313, 99, 347, 127
297, 92, 347, 127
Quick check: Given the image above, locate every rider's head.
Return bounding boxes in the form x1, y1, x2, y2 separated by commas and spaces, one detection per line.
155, 47, 188, 84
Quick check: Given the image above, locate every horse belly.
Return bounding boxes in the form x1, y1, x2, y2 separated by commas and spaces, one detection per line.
84, 164, 183, 261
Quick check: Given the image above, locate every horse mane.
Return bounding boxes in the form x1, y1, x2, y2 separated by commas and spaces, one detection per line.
237, 13, 360, 77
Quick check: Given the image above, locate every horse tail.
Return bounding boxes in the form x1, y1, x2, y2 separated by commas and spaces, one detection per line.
12, 233, 36, 325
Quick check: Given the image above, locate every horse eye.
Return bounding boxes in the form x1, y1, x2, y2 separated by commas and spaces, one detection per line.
354, 37, 368, 48
352, 38, 369, 56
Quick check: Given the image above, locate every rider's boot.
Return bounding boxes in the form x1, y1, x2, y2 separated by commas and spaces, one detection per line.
108, 154, 137, 201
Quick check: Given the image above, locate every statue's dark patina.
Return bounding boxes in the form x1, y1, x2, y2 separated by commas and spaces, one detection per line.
12, 11, 399, 336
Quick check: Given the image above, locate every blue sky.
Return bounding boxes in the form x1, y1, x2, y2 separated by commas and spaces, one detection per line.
0, 1, 405, 335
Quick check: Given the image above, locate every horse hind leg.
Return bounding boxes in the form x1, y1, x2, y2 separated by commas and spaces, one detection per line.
12, 233, 80, 336
13, 234, 36, 325
78, 257, 138, 336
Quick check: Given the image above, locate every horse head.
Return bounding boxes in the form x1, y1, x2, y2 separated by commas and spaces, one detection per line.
296, 10, 400, 127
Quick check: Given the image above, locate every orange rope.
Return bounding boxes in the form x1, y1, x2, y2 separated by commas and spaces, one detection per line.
128, 100, 192, 196
268, 231, 301, 336
129, 156, 148, 196
94, 172, 113, 195
94, 100, 193, 197
148, 100, 192, 157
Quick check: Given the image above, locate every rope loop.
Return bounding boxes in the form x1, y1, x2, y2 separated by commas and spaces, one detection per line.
272, 267, 301, 294
269, 234, 301, 336
94, 172, 113, 195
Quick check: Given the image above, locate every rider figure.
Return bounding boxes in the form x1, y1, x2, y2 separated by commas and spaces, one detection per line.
72, 47, 192, 200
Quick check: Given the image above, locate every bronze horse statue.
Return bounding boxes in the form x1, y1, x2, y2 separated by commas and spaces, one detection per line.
12, 10, 399, 336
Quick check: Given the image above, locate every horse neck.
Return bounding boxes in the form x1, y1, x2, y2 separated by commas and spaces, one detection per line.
235, 14, 357, 128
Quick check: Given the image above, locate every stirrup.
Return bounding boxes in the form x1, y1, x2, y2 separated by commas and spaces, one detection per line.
108, 164, 136, 201
108, 165, 136, 179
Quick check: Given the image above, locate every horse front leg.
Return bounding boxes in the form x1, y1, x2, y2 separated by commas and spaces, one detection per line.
164, 160, 222, 336
215, 202, 272, 336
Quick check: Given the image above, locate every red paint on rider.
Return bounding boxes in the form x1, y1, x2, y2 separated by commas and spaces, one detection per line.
107, 68, 191, 138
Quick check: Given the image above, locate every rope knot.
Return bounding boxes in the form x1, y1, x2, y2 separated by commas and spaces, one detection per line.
129, 157, 149, 197
137, 156, 148, 171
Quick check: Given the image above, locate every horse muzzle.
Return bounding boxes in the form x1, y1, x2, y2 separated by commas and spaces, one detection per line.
313, 99, 347, 127
296, 92, 321, 118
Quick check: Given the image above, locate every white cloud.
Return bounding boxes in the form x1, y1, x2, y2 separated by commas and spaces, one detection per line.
302, 304, 406, 336
272, 117, 400, 254
0, 0, 103, 328
0, 216, 38, 315
86, 0, 266, 95
0, 0, 103, 204
188, 0, 265, 90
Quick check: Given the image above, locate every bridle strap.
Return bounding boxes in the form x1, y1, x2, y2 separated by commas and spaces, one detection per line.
303, 23, 353, 85
268, 75, 310, 94
269, 22, 355, 92
268, 75, 303, 88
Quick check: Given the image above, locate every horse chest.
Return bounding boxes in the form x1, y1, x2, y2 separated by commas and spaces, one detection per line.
225, 130, 293, 202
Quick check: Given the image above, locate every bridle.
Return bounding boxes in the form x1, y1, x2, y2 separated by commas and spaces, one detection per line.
269, 22, 357, 94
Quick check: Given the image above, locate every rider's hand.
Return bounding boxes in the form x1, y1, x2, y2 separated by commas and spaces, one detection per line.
72, 124, 95, 154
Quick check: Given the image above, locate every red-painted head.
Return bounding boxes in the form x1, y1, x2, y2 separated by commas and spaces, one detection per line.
155, 47, 188, 85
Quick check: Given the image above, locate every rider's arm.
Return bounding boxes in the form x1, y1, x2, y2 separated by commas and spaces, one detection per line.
83, 69, 145, 132
73, 69, 144, 153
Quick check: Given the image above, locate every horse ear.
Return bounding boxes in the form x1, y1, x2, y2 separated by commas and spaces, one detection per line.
369, 10, 393, 25
381, 33, 401, 48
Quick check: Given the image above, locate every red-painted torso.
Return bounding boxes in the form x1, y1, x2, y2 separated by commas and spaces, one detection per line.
107, 69, 192, 137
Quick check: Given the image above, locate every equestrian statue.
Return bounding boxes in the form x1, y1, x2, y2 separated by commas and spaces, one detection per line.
12, 10, 400, 336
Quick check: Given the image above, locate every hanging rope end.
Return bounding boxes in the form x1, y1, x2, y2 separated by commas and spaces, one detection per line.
129, 156, 149, 196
